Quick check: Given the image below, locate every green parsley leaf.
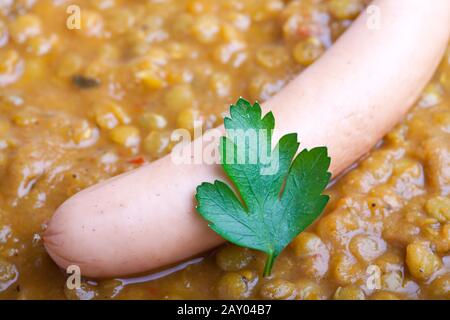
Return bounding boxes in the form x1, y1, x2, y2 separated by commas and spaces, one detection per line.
195, 98, 331, 276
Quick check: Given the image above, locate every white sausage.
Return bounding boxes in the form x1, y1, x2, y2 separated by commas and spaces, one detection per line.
44, 0, 450, 277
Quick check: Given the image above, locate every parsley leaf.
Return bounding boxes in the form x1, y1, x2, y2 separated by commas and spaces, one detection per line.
195, 98, 331, 276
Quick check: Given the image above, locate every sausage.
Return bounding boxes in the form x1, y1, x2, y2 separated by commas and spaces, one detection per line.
44, 0, 450, 278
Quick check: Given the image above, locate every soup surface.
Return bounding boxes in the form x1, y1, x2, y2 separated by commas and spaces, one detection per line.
0, 0, 449, 300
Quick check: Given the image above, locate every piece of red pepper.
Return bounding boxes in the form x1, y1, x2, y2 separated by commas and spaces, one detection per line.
127, 156, 146, 165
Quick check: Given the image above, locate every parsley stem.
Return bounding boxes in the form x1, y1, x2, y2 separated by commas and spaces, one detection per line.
263, 252, 275, 277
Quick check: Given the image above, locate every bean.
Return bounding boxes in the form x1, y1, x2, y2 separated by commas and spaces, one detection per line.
26, 35, 56, 56
176, 109, 202, 132
139, 113, 167, 131
259, 278, 296, 300
226, 12, 251, 31
57, 53, 83, 78
290, 232, 329, 278
220, 24, 242, 42
252, 0, 284, 22
106, 9, 135, 35
164, 84, 195, 111
144, 48, 169, 67
213, 41, 247, 67
79, 10, 104, 37
142, 131, 170, 158
295, 278, 327, 300
419, 83, 443, 108
291, 232, 326, 257
215, 245, 254, 272
292, 37, 324, 66
328, 0, 364, 20
349, 234, 387, 263
0, 258, 18, 293
425, 196, 450, 222
374, 250, 403, 274
8, 14, 42, 44
333, 286, 365, 300
94, 101, 130, 129
422, 137, 450, 195
69, 119, 95, 145
316, 210, 359, 243
12, 111, 38, 127
216, 271, 256, 299
167, 42, 192, 60
109, 125, 140, 148
370, 291, 401, 300
187, 0, 213, 15
171, 13, 194, 35
192, 15, 220, 44
428, 273, 450, 299
256, 45, 289, 69
210, 73, 232, 97
330, 253, 363, 285
0, 49, 23, 85
406, 241, 442, 280
136, 69, 166, 90
248, 75, 283, 101
432, 111, 450, 133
